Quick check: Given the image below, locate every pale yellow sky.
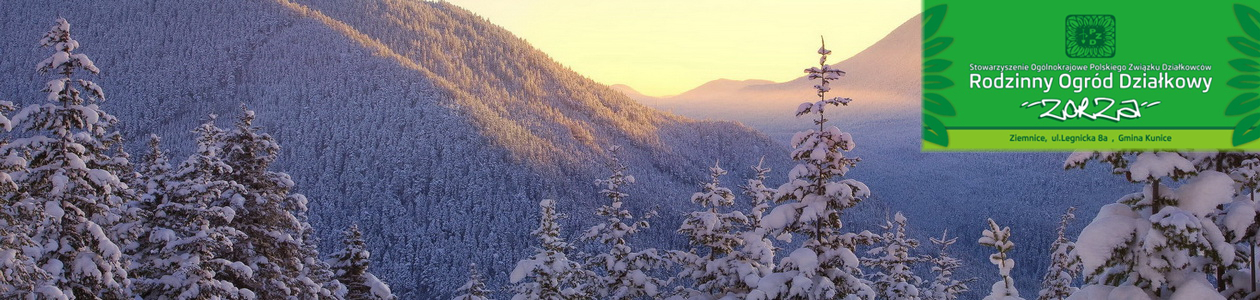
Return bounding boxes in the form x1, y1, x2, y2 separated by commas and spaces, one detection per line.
444, 0, 920, 97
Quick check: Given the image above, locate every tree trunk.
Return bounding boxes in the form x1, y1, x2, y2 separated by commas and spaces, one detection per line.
1152, 178, 1161, 215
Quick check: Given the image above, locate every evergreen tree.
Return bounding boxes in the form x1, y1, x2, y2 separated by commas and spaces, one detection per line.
510, 199, 592, 300
127, 135, 172, 255
329, 224, 396, 300
720, 159, 778, 298
101, 134, 144, 265
580, 146, 664, 299
1221, 154, 1260, 299
741, 158, 775, 230
1191, 152, 1260, 296
922, 231, 971, 300
303, 220, 345, 298
132, 117, 255, 299
751, 37, 875, 300
220, 107, 342, 298
672, 161, 748, 298
110, 155, 147, 259
1066, 151, 1234, 299
0, 100, 65, 298
863, 212, 922, 300
136, 135, 173, 207
1037, 208, 1079, 300
979, 219, 1023, 300
453, 264, 490, 300
678, 161, 742, 255
6, 17, 132, 298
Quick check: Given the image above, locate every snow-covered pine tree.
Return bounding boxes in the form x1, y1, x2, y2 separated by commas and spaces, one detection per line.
980, 219, 1023, 300
0, 99, 64, 298
129, 135, 172, 245
863, 212, 922, 300
0, 200, 58, 298
580, 146, 664, 299
672, 160, 749, 298
329, 224, 396, 300
750, 37, 875, 300
304, 219, 345, 298
220, 107, 342, 298
99, 133, 145, 264
741, 158, 775, 234
453, 264, 490, 300
922, 231, 971, 300
511, 199, 593, 300
4, 17, 132, 298
1221, 154, 1260, 298
1190, 152, 1260, 295
1038, 207, 1079, 300
1066, 151, 1234, 299
719, 159, 779, 298
678, 161, 742, 254
132, 117, 256, 299
125, 135, 169, 265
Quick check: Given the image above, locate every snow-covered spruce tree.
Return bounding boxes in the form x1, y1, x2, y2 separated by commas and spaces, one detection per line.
329, 224, 396, 300
511, 199, 593, 300
980, 219, 1023, 300
106, 138, 147, 268
863, 212, 922, 300
220, 107, 343, 298
96, 132, 145, 268
580, 146, 665, 299
132, 117, 256, 299
0, 197, 59, 298
1221, 154, 1260, 298
125, 135, 167, 262
4, 17, 132, 298
1065, 151, 1233, 299
1190, 152, 1260, 296
671, 161, 749, 298
749, 37, 875, 300
719, 159, 779, 298
1038, 207, 1079, 300
0, 100, 64, 298
922, 231, 971, 300
453, 264, 490, 300
128, 135, 171, 248
741, 158, 775, 236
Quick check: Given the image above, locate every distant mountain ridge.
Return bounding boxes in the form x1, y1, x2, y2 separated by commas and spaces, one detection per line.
0, 0, 790, 298
610, 84, 652, 102
622, 13, 921, 142
670, 78, 776, 100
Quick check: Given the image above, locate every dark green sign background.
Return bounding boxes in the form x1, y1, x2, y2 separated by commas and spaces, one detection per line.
922, 1, 1260, 151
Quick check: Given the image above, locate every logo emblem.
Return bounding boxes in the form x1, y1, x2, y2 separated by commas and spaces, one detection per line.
1065, 15, 1116, 58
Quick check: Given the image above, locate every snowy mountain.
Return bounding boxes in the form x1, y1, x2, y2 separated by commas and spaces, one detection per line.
0, 0, 789, 298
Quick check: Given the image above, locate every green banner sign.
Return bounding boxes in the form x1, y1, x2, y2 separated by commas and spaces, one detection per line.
921, 1, 1260, 151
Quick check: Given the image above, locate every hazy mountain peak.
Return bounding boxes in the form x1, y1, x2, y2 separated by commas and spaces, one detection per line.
631, 13, 922, 140
609, 83, 658, 103
670, 78, 777, 100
